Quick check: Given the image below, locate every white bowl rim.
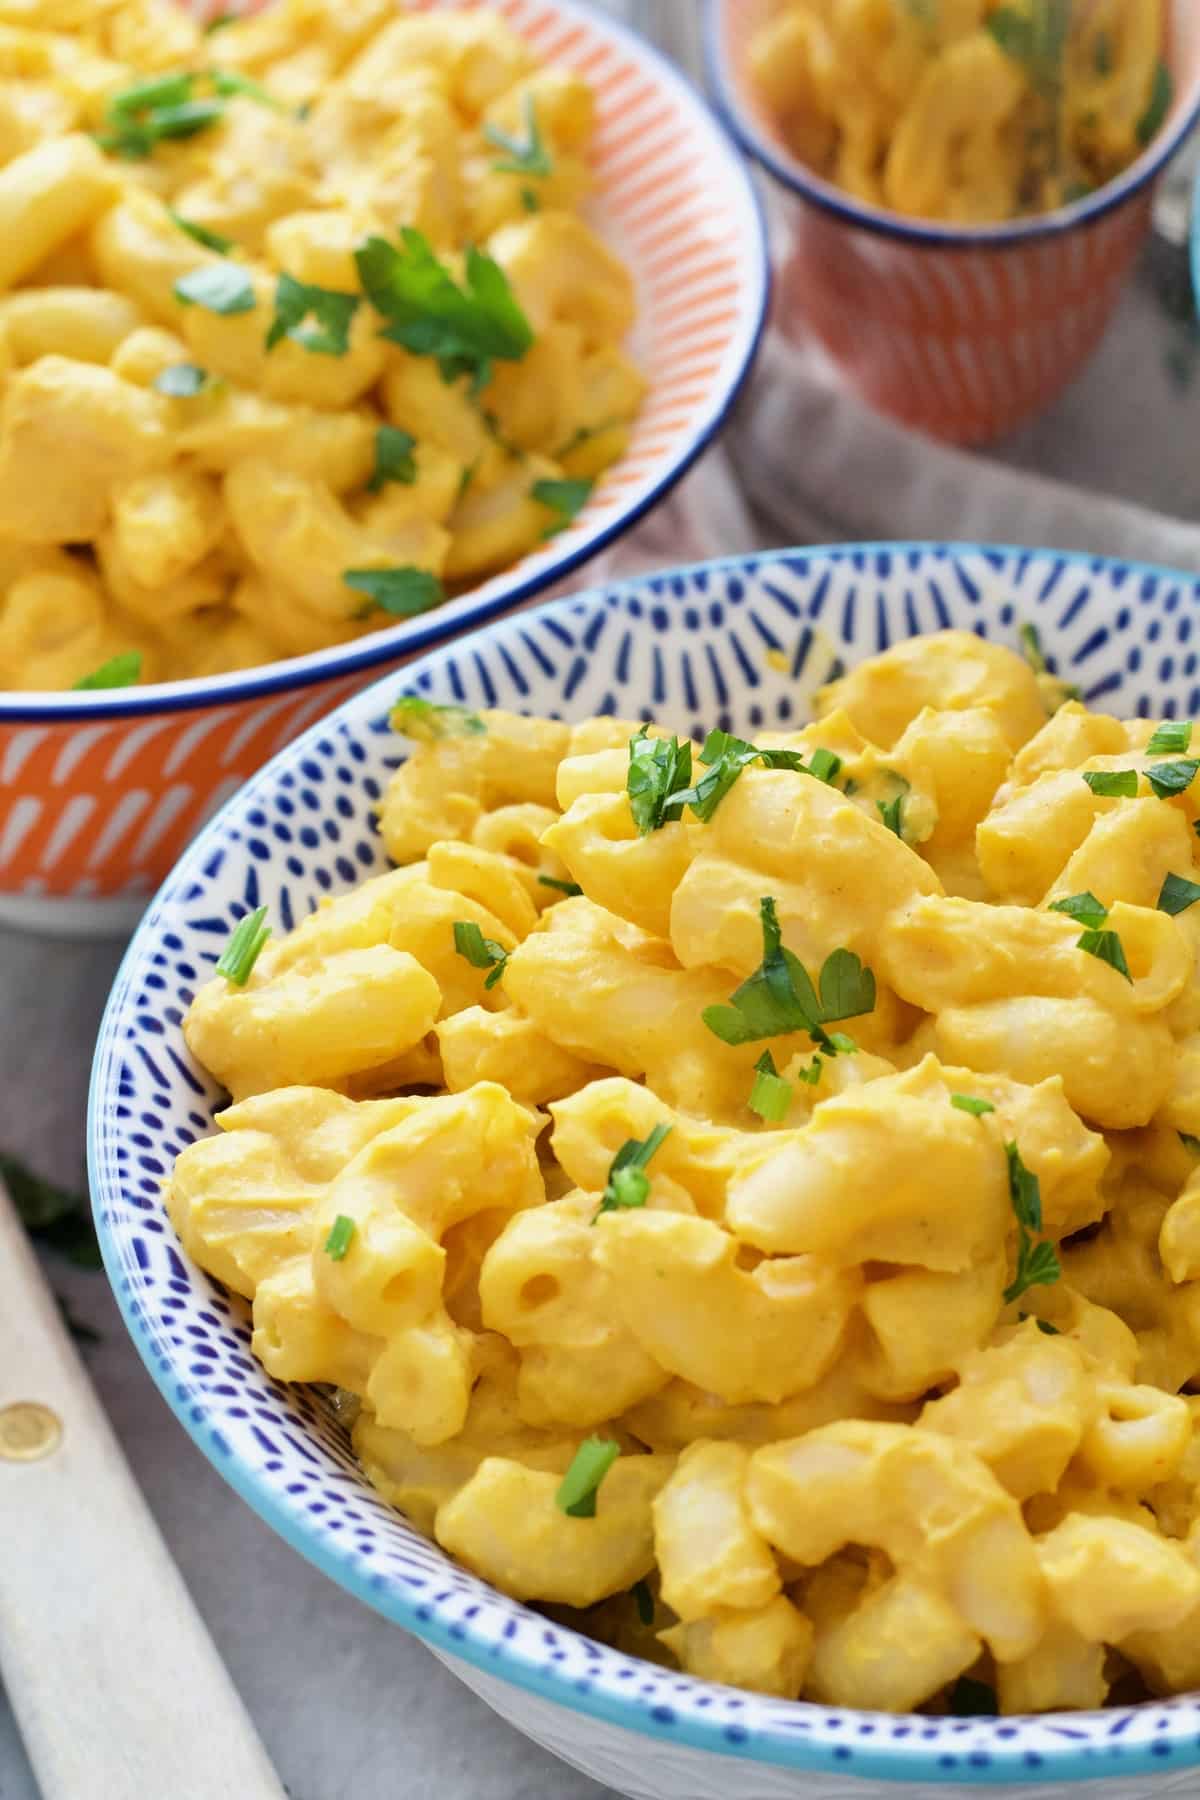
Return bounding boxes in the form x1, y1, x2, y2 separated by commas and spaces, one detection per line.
704, 0, 1200, 253
1, 0, 769, 725
88, 541, 1200, 1788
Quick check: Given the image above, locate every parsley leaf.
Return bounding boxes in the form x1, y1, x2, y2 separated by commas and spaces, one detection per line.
153, 362, 210, 397
174, 261, 256, 315
1148, 759, 1200, 799
1006, 1140, 1043, 1233
664, 728, 842, 826
390, 695, 484, 739
748, 1049, 793, 1123
877, 794, 904, 838
1003, 1140, 1061, 1305
216, 905, 271, 985
1006, 1234, 1062, 1305
367, 425, 417, 491
1, 1151, 101, 1268
702, 896, 875, 1053
265, 271, 359, 355
1083, 769, 1138, 798
355, 228, 533, 390
209, 67, 284, 111
324, 1214, 355, 1260
951, 1093, 995, 1117
1078, 927, 1132, 982
452, 920, 508, 989
596, 1122, 672, 1219
73, 651, 142, 690
484, 95, 552, 178
986, 1, 1070, 100
1146, 720, 1194, 755
344, 566, 445, 618
1048, 891, 1108, 930
627, 728, 692, 835
1158, 872, 1200, 916
556, 1436, 620, 1518
532, 475, 592, 538
168, 209, 235, 254
1137, 60, 1173, 148
537, 875, 583, 897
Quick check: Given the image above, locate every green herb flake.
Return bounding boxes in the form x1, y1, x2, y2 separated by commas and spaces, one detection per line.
1158, 872, 1200, 916
806, 747, 842, 785
596, 1122, 672, 1220
1146, 720, 1194, 755
173, 260, 256, 315
389, 695, 484, 739
532, 475, 592, 538
951, 1093, 995, 1117
1147, 759, 1200, 800
265, 271, 359, 355
367, 425, 417, 491
1077, 927, 1132, 982
1003, 1139, 1061, 1306
484, 94, 552, 178
1033, 1317, 1062, 1335
215, 905, 271, 985
324, 1214, 356, 1260
1048, 890, 1108, 930
1082, 769, 1139, 798
355, 228, 533, 390
1137, 60, 1173, 148
627, 727, 693, 836
796, 1055, 824, 1086
209, 67, 284, 110
1006, 1140, 1043, 1233
748, 1050, 793, 1123
452, 919, 509, 990
555, 1436, 620, 1518
152, 362, 210, 397
702, 895, 875, 1053
344, 566, 445, 619
1018, 620, 1049, 675
168, 209, 235, 254
1, 1151, 101, 1268
950, 1676, 998, 1717
72, 651, 142, 691
876, 794, 904, 839
521, 186, 539, 213
537, 875, 583, 897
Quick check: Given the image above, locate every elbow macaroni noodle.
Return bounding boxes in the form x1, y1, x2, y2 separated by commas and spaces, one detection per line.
749, 0, 1169, 225
0, 0, 642, 690
170, 627, 1200, 1714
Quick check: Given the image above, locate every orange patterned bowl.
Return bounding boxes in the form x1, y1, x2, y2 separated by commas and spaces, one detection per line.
0, 0, 767, 937
707, 0, 1200, 446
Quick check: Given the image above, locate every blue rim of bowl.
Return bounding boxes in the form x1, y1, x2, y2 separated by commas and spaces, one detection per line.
1, 0, 770, 727
704, 0, 1200, 253
90, 542, 1200, 1789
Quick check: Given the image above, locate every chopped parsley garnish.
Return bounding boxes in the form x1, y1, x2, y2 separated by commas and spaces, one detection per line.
1148, 759, 1200, 799
1082, 768, 1138, 799
168, 209, 235, 254
796, 1055, 824, 1086
596, 1122, 672, 1219
355, 228, 533, 390
215, 904, 271, 985
210, 67, 284, 110
324, 1214, 356, 1261
390, 695, 484, 738
1146, 720, 1193, 755
950, 1093, 995, 1117
702, 896, 875, 1053
657, 728, 841, 828
537, 875, 583, 897
950, 1676, 998, 1717
96, 66, 278, 158
265, 272, 359, 355
173, 261, 256, 315
1158, 872, 1200, 916
806, 747, 842, 784
877, 794, 904, 838
73, 651, 142, 690
1, 1151, 100, 1268
986, 2, 1070, 101
627, 727, 693, 835
1137, 60, 1173, 147
556, 1436, 620, 1518
521, 186, 539, 212
153, 362, 210, 397
484, 95, 552, 178
1003, 1140, 1061, 1305
367, 425, 417, 491
452, 920, 509, 990
1077, 928, 1131, 982
344, 566, 445, 618
1048, 890, 1108, 930
1017, 619, 1082, 704
1032, 1316, 1062, 1335
632, 1579, 654, 1626
532, 476, 592, 538
748, 1050, 792, 1123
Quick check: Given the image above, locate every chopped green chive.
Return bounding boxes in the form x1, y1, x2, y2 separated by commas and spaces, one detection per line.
452, 920, 508, 990
556, 1436, 620, 1518
344, 566, 445, 618
215, 904, 271, 986
748, 1049, 792, 1123
1146, 720, 1194, 755
389, 695, 484, 738
1158, 872, 1200, 916
324, 1214, 355, 1261
537, 875, 583, 897
168, 209, 235, 254
72, 651, 142, 690
806, 747, 842, 784
595, 1122, 672, 1220
484, 95, 552, 178
795, 1056, 824, 1086
1082, 769, 1139, 798
876, 794, 904, 838
265, 271, 359, 355
367, 425, 417, 491
951, 1093, 995, 1117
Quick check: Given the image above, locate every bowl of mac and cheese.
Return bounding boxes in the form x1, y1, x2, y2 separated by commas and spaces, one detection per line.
92, 543, 1200, 1798
0, 0, 766, 934
707, 0, 1200, 444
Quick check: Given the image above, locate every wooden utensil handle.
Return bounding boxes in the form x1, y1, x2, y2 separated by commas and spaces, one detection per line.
0, 1184, 287, 1800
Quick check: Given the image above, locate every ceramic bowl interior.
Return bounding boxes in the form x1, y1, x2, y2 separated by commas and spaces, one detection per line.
90, 546, 1200, 1794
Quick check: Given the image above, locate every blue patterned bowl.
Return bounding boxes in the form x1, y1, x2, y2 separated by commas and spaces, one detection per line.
90, 546, 1200, 1800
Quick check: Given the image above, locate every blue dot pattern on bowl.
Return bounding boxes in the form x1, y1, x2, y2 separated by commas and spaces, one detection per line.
89, 545, 1200, 1786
